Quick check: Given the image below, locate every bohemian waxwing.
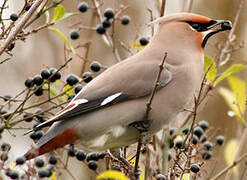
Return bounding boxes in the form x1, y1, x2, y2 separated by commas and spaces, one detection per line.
24, 13, 232, 159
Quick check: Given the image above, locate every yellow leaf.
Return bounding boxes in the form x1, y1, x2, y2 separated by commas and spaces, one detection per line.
214, 64, 246, 86
204, 56, 217, 82
44, 7, 50, 23
227, 76, 246, 114
97, 170, 129, 180
129, 40, 147, 50
224, 139, 238, 173
181, 173, 190, 180
51, 172, 56, 180
64, 84, 73, 99
52, 4, 65, 23
43, 84, 66, 103
218, 87, 245, 124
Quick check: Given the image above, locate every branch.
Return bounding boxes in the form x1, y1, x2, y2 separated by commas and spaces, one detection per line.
0, 0, 44, 56
210, 152, 247, 180
134, 52, 168, 176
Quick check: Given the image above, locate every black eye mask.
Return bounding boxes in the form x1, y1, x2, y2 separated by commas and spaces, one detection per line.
186, 20, 232, 48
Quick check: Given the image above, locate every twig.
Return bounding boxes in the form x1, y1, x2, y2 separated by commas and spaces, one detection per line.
134, 52, 168, 177
210, 152, 247, 180
217, 0, 245, 67
0, 0, 44, 56
187, 0, 194, 12
160, 0, 166, 17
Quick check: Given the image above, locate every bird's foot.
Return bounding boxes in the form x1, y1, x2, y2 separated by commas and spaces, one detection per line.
128, 120, 151, 135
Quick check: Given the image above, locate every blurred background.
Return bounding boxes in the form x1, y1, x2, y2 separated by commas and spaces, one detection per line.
0, 0, 246, 179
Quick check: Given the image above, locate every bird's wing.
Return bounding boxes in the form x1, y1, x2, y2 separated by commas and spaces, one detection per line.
26, 59, 172, 134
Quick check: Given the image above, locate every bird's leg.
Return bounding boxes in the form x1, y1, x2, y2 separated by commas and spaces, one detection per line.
128, 120, 152, 136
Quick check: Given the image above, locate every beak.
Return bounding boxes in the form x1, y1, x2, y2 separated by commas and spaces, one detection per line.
202, 20, 232, 48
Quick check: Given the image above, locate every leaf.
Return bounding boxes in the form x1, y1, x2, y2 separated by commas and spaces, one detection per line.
48, 27, 76, 54
203, 56, 217, 82
52, 4, 65, 23
60, 12, 79, 21
129, 40, 147, 50
97, 170, 129, 180
44, 8, 50, 23
43, 84, 66, 103
227, 76, 246, 114
224, 139, 238, 173
218, 87, 245, 124
181, 173, 190, 180
214, 64, 246, 86
64, 84, 74, 99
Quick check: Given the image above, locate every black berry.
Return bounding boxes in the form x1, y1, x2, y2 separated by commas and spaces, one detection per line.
68, 94, 75, 100
216, 135, 225, 145
70, 30, 80, 40
102, 18, 111, 28
33, 75, 44, 86
35, 158, 45, 167
25, 3, 32, 11
3, 94, 12, 101
192, 135, 199, 145
10, 13, 18, 21
104, 8, 114, 19
88, 160, 98, 170
78, 2, 88, 13
193, 126, 204, 139
76, 150, 86, 161
25, 77, 34, 88
66, 74, 79, 86
1, 142, 11, 151
174, 139, 183, 149
90, 61, 101, 72
68, 148, 76, 157
49, 68, 61, 82
190, 164, 200, 173
203, 141, 213, 150
8, 43, 15, 51
30, 131, 43, 141
202, 150, 212, 160
38, 169, 50, 178
97, 152, 106, 159
182, 127, 190, 135
16, 156, 26, 165
96, 24, 106, 34
48, 154, 58, 165
86, 152, 98, 162
169, 127, 177, 136
139, 37, 149, 46
74, 84, 83, 94
34, 86, 43, 96
198, 120, 209, 131
41, 69, 51, 79
8, 170, 19, 179
121, 15, 131, 25
82, 72, 93, 83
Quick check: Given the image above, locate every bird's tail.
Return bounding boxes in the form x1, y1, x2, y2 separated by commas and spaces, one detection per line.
24, 129, 78, 160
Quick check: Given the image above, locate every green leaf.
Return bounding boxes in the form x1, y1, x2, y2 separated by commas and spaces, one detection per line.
204, 56, 217, 82
97, 170, 129, 180
43, 83, 66, 103
52, 4, 65, 23
218, 87, 245, 124
181, 173, 190, 180
49, 27, 76, 54
227, 76, 246, 114
214, 64, 246, 86
224, 139, 238, 173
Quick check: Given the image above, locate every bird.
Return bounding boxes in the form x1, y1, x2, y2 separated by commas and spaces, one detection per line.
24, 13, 232, 160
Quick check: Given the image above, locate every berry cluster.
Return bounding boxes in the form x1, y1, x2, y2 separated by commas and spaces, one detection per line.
67, 145, 106, 171
164, 120, 225, 178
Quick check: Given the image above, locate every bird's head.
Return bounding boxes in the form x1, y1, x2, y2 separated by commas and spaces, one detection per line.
149, 13, 232, 49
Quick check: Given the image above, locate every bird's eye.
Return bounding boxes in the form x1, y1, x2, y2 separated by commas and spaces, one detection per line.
191, 23, 200, 30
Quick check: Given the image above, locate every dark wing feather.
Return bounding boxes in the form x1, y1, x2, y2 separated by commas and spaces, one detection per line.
25, 93, 130, 134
